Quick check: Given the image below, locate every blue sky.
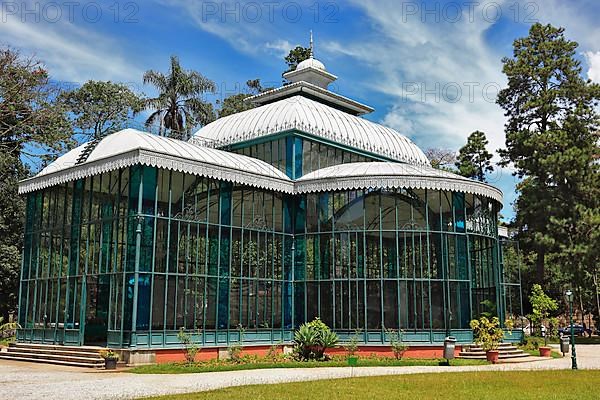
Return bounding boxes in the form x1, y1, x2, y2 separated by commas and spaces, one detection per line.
3, 0, 600, 220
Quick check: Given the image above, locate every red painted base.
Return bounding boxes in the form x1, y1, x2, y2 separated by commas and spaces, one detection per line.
153, 344, 462, 364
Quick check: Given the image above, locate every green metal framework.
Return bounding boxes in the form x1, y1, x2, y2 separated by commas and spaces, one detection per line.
17, 133, 522, 348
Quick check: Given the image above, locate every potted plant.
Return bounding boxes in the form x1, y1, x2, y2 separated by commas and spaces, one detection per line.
344, 329, 362, 366
470, 316, 504, 363
100, 349, 119, 370
528, 284, 558, 357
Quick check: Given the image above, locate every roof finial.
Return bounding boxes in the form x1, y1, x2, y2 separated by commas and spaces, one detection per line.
309, 30, 314, 58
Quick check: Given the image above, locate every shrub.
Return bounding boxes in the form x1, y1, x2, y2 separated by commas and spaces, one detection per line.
100, 349, 119, 361
228, 325, 245, 363
344, 329, 362, 356
527, 284, 558, 346
470, 316, 504, 352
177, 328, 200, 363
385, 328, 408, 359
294, 318, 339, 360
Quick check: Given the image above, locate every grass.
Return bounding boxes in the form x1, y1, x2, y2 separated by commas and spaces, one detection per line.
520, 348, 562, 358
143, 370, 600, 400
130, 358, 487, 374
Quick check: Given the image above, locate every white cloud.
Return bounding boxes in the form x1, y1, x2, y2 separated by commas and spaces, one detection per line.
265, 39, 295, 58
325, 0, 508, 158
584, 51, 600, 83
1, 12, 142, 84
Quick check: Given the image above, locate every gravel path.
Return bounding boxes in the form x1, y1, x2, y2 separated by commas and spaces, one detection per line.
2, 345, 599, 400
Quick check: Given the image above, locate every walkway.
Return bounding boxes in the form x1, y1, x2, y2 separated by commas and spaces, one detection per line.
1, 345, 599, 400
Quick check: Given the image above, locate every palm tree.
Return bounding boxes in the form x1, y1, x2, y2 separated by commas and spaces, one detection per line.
143, 56, 216, 140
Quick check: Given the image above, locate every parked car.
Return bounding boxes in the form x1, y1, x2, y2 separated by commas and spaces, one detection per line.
559, 324, 586, 336
522, 324, 546, 336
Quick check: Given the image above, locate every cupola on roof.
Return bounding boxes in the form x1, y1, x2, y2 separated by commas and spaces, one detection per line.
193, 32, 430, 165
282, 31, 337, 90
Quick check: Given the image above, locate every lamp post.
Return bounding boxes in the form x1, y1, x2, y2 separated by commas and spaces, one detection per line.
565, 289, 578, 370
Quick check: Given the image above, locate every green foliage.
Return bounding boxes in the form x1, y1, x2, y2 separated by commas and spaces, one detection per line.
177, 328, 201, 364
343, 329, 362, 356
0, 316, 19, 338
130, 356, 486, 374
228, 325, 245, 363
470, 316, 504, 352
99, 349, 119, 361
455, 130, 493, 182
284, 46, 311, 73
527, 284, 558, 345
479, 300, 498, 319
385, 328, 408, 360
216, 79, 269, 119
0, 48, 73, 320
143, 55, 216, 140
61, 80, 144, 139
0, 47, 72, 162
293, 318, 339, 361
497, 23, 600, 294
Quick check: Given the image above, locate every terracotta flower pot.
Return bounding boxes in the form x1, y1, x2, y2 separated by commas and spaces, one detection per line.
539, 346, 552, 357
486, 350, 499, 364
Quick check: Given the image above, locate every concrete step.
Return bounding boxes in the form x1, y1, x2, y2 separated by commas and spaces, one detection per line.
3, 342, 108, 368
459, 352, 529, 359
7, 346, 105, 358
9, 342, 104, 354
458, 342, 529, 360
2, 350, 104, 364
0, 353, 104, 368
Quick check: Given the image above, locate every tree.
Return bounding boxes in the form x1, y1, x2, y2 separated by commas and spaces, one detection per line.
527, 284, 558, 344
0, 48, 72, 164
216, 79, 268, 119
497, 23, 600, 287
61, 80, 144, 139
0, 48, 72, 320
455, 130, 494, 181
424, 148, 456, 171
284, 46, 311, 74
143, 56, 216, 140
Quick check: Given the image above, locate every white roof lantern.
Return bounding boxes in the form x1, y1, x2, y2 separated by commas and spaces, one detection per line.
282, 31, 337, 89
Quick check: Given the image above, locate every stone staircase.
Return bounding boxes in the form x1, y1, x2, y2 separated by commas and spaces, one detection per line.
0, 343, 106, 368
458, 342, 529, 360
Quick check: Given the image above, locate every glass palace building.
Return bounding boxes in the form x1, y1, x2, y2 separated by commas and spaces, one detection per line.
16, 55, 521, 353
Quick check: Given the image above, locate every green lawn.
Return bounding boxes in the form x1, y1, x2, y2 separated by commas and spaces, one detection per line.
130, 358, 486, 374
144, 370, 600, 400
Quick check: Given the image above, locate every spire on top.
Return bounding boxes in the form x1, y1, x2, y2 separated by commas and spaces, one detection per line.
309, 30, 314, 58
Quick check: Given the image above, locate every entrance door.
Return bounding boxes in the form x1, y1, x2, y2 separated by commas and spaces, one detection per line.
82, 275, 110, 346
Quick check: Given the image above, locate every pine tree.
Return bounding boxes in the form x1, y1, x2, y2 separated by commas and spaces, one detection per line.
497, 23, 600, 290
455, 130, 494, 182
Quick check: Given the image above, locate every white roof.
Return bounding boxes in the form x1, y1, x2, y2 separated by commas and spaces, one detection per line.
295, 162, 503, 204
20, 129, 292, 194
193, 96, 430, 166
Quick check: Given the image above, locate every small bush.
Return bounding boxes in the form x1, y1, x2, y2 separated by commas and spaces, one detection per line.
385, 328, 408, 359
294, 318, 339, 361
177, 328, 200, 363
470, 316, 504, 352
228, 325, 245, 363
344, 329, 362, 356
